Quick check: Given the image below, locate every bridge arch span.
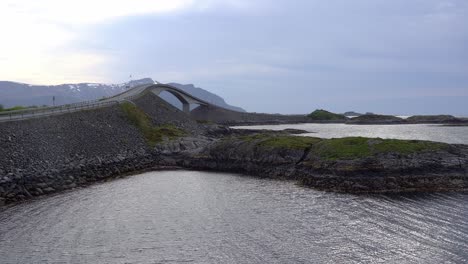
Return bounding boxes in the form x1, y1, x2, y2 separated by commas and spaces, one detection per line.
142, 84, 210, 113
154, 89, 191, 112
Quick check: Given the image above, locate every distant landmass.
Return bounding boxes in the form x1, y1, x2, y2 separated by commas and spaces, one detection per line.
0, 78, 245, 112
342, 111, 377, 116
166, 83, 245, 112
342, 111, 363, 116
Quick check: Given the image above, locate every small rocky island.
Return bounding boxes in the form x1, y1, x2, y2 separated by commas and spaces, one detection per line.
177, 133, 467, 193
0, 93, 467, 206
306, 109, 468, 126
346, 114, 406, 124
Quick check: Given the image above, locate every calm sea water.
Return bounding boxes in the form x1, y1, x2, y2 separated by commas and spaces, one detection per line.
1, 171, 467, 264
233, 123, 468, 145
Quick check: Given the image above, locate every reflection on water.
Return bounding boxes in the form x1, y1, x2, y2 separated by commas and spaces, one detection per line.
1, 171, 467, 264
233, 123, 468, 144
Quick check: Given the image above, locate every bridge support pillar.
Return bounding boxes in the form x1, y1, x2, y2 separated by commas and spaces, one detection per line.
182, 103, 190, 113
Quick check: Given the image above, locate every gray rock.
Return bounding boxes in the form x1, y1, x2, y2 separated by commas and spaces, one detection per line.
43, 187, 55, 193
37, 183, 49, 189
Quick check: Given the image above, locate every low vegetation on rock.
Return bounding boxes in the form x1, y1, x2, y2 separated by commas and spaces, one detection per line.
0, 105, 29, 112
237, 134, 448, 160
241, 134, 322, 149
347, 114, 404, 124
120, 102, 185, 146
309, 137, 448, 160
407, 115, 460, 123
307, 109, 347, 121
343, 111, 363, 116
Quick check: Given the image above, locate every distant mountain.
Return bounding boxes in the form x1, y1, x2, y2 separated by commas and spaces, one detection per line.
0, 78, 245, 112
0, 78, 153, 108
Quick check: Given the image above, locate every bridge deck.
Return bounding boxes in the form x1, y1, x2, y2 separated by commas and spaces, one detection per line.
0, 84, 231, 122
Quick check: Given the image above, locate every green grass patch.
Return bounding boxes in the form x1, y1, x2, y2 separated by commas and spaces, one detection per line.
373, 139, 447, 154
237, 134, 449, 159
307, 109, 346, 120
239, 133, 272, 142
0, 105, 29, 112
310, 137, 448, 160
239, 134, 321, 150
349, 114, 402, 122
120, 102, 185, 146
259, 136, 322, 150
311, 137, 372, 160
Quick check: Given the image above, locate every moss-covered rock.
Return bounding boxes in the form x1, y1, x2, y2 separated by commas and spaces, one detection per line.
309, 137, 448, 160
346, 114, 405, 124
236, 134, 447, 159
307, 109, 347, 121
240, 134, 321, 150
407, 115, 461, 124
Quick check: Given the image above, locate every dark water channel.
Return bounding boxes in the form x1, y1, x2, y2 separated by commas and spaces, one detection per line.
1, 171, 467, 263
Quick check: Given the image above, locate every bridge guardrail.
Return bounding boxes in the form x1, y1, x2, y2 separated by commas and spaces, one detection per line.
0, 99, 102, 116
0, 84, 148, 118
0, 100, 118, 122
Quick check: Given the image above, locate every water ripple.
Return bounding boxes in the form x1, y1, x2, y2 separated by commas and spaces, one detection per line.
1, 171, 467, 263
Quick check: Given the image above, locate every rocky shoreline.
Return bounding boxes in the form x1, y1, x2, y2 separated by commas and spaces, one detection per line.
1, 93, 467, 206
164, 133, 468, 193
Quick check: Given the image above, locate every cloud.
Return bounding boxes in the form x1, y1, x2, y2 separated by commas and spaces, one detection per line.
1, 0, 193, 25
1, 0, 467, 114
0, 0, 251, 84
0, 0, 252, 26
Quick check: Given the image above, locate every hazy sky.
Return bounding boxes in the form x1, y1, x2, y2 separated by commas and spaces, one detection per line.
1, 0, 467, 115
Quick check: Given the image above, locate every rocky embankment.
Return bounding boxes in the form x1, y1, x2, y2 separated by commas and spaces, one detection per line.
1, 93, 468, 206
0, 104, 150, 206
0, 93, 219, 206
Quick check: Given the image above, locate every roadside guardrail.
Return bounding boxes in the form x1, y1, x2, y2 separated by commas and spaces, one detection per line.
0, 100, 118, 122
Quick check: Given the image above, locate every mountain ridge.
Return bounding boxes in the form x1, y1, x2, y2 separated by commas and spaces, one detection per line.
0, 78, 245, 112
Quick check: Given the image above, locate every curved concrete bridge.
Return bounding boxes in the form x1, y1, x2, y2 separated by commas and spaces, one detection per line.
0, 83, 222, 122
108, 83, 211, 113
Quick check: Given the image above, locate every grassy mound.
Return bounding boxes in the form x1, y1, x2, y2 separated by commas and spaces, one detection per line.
406, 115, 459, 123
307, 109, 346, 121
310, 137, 447, 160
347, 114, 404, 124
239, 134, 448, 159
0, 105, 31, 112
243, 134, 322, 149
120, 102, 185, 146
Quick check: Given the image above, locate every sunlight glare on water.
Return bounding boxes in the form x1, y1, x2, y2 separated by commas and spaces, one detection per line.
233, 123, 468, 144
1, 171, 467, 264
